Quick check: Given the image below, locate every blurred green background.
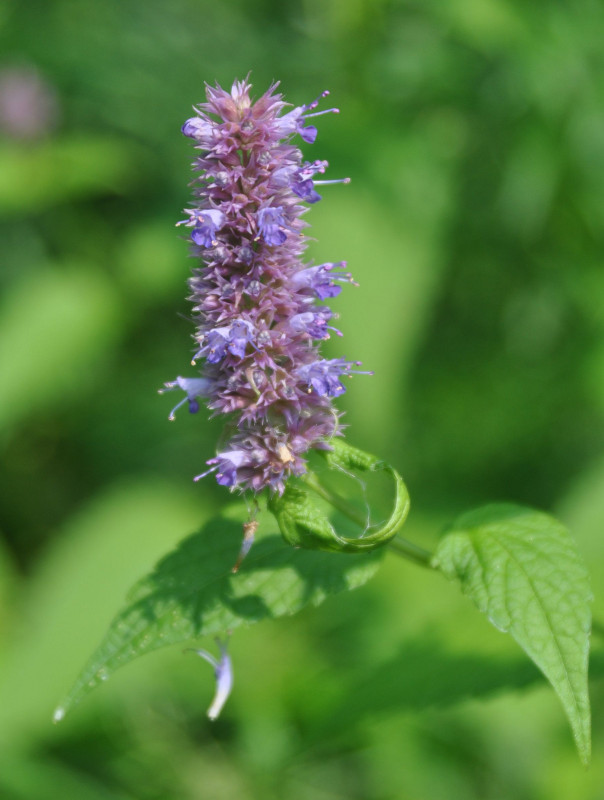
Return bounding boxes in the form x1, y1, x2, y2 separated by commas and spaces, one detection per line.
1, 0, 604, 797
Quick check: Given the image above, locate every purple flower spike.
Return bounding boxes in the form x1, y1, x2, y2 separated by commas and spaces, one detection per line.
163, 79, 370, 493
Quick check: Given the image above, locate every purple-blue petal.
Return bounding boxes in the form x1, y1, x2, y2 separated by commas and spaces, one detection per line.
292, 179, 322, 203
298, 123, 317, 143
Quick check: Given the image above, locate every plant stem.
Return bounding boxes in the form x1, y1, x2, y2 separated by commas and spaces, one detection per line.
387, 536, 434, 568
301, 472, 434, 568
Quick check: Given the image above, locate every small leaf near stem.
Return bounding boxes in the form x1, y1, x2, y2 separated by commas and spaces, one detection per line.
301, 470, 366, 528
301, 471, 432, 566
271, 438, 413, 554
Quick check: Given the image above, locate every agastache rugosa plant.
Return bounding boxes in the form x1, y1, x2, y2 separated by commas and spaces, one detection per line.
160, 78, 365, 496
55, 79, 593, 765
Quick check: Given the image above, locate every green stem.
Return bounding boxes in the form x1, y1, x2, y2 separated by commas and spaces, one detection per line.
301, 472, 434, 568
387, 536, 434, 568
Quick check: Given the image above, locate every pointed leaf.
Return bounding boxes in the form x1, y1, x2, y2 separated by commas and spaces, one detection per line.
432, 504, 592, 763
55, 505, 381, 720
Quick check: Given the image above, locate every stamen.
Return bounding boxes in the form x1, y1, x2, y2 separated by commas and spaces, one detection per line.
304, 108, 339, 119
193, 464, 218, 482
304, 90, 330, 111
168, 397, 188, 421
314, 178, 350, 185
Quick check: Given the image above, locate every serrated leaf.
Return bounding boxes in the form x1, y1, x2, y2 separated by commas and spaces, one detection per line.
432, 504, 592, 763
55, 505, 381, 720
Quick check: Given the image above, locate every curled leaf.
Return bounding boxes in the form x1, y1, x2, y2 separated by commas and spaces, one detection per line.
269, 439, 410, 553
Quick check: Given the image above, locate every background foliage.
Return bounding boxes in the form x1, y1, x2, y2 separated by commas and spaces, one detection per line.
1, 0, 603, 797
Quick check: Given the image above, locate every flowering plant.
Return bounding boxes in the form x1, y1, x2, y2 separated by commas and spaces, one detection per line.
55, 79, 593, 764
161, 79, 363, 496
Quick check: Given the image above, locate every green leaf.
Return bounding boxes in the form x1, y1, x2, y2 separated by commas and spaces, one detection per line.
54, 505, 381, 721
269, 485, 345, 553
0, 479, 207, 751
322, 439, 411, 544
432, 504, 592, 763
269, 439, 410, 553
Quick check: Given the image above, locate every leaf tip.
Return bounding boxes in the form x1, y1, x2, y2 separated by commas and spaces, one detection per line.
577, 739, 591, 768
575, 721, 592, 767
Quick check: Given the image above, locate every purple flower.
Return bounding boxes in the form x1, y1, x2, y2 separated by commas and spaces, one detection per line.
292, 262, 358, 300
181, 116, 214, 147
194, 426, 312, 494
274, 90, 338, 143
289, 308, 341, 339
159, 376, 210, 420
271, 160, 327, 204
162, 79, 370, 493
177, 208, 226, 248
186, 639, 233, 720
270, 160, 350, 205
297, 359, 372, 397
257, 207, 287, 245
201, 328, 229, 363
292, 160, 350, 203
193, 319, 256, 363
196, 449, 250, 486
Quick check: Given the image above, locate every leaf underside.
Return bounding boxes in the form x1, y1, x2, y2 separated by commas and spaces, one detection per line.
432, 504, 592, 764
55, 505, 382, 720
